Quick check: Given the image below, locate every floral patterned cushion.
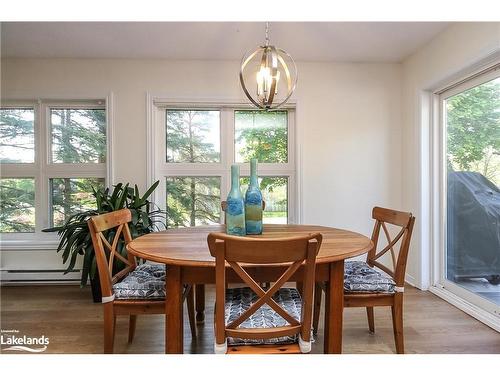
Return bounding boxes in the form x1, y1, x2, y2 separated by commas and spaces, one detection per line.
113, 263, 166, 300
344, 261, 396, 293
225, 287, 302, 346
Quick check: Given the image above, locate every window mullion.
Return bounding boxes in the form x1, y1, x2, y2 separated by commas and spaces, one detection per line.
37, 101, 50, 232
221, 107, 234, 200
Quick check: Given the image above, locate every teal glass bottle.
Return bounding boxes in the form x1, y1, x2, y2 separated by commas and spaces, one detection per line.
245, 159, 263, 234
225, 165, 246, 236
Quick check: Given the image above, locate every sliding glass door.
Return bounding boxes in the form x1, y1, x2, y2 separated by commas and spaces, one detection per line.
440, 67, 500, 315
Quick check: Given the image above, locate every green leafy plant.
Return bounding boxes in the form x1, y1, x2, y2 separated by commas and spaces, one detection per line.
43, 181, 164, 288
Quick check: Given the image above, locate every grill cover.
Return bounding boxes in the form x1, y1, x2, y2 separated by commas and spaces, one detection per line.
447, 171, 500, 280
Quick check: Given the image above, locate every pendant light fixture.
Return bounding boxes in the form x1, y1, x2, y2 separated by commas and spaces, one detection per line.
239, 22, 298, 111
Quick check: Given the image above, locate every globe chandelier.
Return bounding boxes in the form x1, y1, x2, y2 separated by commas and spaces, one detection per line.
239, 22, 298, 111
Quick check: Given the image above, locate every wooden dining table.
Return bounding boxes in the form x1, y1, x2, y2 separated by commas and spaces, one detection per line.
126, 224, 373, 354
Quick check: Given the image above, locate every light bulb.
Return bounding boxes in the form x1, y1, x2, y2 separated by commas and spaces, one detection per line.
256, 66, 279, 102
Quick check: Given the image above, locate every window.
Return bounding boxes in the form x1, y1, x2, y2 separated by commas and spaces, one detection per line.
436, 66, 500, 317
50, 177, 106, 227
166, 176, 221, 227
0, 178, 35, 232
240, 176, 288, 224
0, 100, 107, 238
0, 108, 35, 163
235, 110, 288, 163
166, 110, 220, 163
50, 108, 106, 164
150, 103, 296, 228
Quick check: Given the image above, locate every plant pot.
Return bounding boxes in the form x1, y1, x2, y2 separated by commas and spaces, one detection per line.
90, 273, 102, 303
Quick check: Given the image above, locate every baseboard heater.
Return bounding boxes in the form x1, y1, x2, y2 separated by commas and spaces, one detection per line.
0, 269, 82, 285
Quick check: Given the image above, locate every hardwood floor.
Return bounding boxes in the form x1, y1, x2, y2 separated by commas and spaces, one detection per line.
1, 284, 499, 354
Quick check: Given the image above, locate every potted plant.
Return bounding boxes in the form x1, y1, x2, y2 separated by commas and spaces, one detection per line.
43, 181, 164, 302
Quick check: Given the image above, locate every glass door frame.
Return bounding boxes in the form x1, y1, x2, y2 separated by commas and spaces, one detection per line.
434, 66, 500, 319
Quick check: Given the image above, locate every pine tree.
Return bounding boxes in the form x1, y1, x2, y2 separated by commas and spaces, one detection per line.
0, 108, 106, 231
166, 110, 220, 227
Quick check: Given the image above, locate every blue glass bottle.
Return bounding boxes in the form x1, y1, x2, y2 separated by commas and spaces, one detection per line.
225, 165, 246, 236
245, 159, 263, 234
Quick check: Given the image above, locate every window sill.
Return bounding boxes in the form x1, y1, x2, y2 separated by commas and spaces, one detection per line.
0, 239, 61, 251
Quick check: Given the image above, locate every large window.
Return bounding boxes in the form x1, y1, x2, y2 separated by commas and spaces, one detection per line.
0, 100, 107, 239
150, 103, 296, 228
437, 67, 500, 317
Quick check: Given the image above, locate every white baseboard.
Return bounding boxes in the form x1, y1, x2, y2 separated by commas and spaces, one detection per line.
429, 285, 500, 332
405, 273, 417, 288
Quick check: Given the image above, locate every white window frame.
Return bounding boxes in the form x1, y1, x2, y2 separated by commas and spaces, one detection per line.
0, 98, 112, 246
430, 64, 500, 328
147, 97, 297, 225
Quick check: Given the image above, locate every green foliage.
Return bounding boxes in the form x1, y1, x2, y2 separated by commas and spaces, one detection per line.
0, 108, 108, 234
51, 109, 106, 163
0, 178, 35, 232
166, 177, 220, 227
165, 110, 289, 227
51, 178, 105, 227
166, 110, 219, 163
43, 181, 164, 287
447, 79, 500, 184
165, 110, 221, 227
241, 176, 288, 217
0, 108, 35, 163
235, 110, 287, 163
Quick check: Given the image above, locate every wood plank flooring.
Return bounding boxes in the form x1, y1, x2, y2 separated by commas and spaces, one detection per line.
1, 284, 499, 354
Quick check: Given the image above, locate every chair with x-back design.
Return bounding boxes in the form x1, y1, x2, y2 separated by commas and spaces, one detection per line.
88, 208, 196, 353
312, 206, 415, 353
208, 232, 322, 354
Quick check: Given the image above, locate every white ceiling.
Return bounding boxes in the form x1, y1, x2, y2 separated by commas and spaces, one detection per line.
1, 22, 449, 62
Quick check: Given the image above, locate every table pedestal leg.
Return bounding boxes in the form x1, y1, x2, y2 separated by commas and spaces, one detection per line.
324, 260, 344, 354
195, 284, 205, 323
166, 265, 183, 354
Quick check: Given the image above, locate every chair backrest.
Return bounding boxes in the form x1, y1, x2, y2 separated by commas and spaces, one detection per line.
88, 209, 137, 301
207, 232, 322, 350
366, 206, 416, 288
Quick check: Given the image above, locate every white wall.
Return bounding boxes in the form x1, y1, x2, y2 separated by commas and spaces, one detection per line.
401, 22, 500, 289
1, 58, 403, 277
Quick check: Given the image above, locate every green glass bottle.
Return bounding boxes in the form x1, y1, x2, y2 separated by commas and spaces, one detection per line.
245, 159, 263, 234
225, 165, 246, 236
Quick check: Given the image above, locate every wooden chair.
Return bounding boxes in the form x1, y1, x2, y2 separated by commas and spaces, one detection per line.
208, 232, 322, 354
312, 206, 415, 354
88, 208, 196, 353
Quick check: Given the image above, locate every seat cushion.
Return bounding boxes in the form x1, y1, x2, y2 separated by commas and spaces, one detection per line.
113, 263, 166, 300
225, 287, 302, 346
344, 261, 396, 293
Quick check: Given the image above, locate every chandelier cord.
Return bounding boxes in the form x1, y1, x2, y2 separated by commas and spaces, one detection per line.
265, 22, 270, 46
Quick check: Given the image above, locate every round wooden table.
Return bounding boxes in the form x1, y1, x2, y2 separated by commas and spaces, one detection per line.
127, 224, 373, 354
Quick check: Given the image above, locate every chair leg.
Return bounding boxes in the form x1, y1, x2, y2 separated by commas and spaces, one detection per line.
103, 304, 115, 354
312, 283, 322, 334
186, 286, 197, 338
391, 294, 404, 354
366, 307, 375, 334
128, 315, 137, 343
